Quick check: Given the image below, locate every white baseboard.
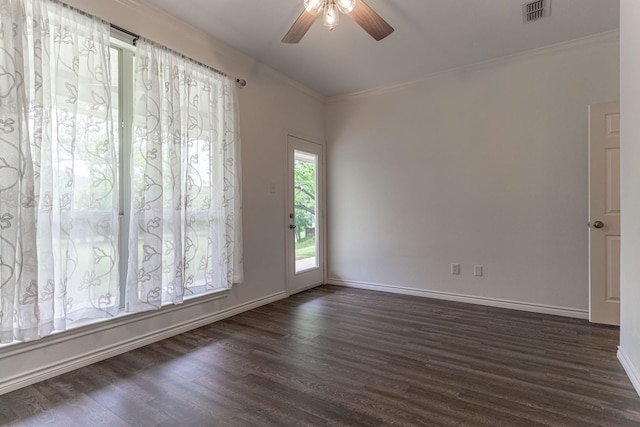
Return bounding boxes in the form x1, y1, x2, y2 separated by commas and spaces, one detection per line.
618, 346, 640, 398
327, 278, 589, 319
0, 291, 287, 395
287, 280, 325, 296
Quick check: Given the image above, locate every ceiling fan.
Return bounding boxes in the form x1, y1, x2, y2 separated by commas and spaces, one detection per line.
282, 0, 394, 43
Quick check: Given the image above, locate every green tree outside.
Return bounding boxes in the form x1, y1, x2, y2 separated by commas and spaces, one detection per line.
294, 159, 316, 260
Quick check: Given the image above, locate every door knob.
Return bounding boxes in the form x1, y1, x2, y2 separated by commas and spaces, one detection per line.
593, 220, 605, 229
289, 224, 297, 229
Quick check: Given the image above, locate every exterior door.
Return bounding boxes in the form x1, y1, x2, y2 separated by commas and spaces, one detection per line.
589, 102, 621, 325
286, 135, 324, 294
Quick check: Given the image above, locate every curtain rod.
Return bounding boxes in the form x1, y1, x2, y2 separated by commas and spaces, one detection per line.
110, 24, 247, 88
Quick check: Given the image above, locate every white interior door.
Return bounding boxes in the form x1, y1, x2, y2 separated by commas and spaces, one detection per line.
286, 135, 325, 294
589, 102, 621, 326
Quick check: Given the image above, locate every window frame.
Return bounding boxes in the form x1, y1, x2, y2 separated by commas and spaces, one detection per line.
111, 37, 135, 309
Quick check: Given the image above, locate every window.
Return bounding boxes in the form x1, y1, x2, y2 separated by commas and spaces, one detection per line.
0, 0, 242, 343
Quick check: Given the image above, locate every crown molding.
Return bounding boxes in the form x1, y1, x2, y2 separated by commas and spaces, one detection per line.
326, 29, 620, 104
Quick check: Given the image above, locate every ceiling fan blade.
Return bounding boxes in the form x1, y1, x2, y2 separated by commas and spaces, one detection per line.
282, 10, 319, 43
348, 0, 394, 41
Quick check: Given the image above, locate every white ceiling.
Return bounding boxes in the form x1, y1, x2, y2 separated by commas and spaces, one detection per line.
144, 0, 619, 97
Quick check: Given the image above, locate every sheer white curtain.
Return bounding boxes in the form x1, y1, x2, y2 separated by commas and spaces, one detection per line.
0, 0, 118, 343
126, 39, 242, 313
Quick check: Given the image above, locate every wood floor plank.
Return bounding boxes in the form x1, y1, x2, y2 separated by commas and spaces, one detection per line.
1, 285, 639, 426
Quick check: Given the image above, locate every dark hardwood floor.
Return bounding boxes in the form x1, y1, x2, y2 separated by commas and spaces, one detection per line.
1, 285, 639, 426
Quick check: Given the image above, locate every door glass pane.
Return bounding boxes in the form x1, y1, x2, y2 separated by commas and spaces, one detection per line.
294, 150, 318, 272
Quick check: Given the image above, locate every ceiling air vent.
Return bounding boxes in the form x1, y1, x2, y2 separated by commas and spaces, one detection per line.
522, 0, 551, 24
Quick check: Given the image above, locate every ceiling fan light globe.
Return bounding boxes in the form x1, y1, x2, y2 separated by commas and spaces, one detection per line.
336, 0, 356, 14
323, 3, 339, 28
304, 0, 324, 14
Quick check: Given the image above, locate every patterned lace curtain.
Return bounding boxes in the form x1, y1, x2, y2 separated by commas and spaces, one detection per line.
0, 0, 118, 343
126, 39, 243, 313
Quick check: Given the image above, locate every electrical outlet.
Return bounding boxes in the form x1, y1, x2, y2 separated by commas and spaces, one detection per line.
451, 263, 461, 275
474, 265, 483, 277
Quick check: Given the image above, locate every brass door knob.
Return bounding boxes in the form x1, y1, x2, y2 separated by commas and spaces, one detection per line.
593, 221, 604, 229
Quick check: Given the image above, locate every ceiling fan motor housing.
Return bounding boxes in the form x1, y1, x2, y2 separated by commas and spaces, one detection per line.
305, 0, 357, 15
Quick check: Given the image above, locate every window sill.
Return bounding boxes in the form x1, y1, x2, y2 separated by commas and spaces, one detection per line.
0, 288, 229, 356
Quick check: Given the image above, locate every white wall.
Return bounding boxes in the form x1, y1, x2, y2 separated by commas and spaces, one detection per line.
619, 0, 640, 395
0, 0, 325, 394
326, 32, 619, 317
